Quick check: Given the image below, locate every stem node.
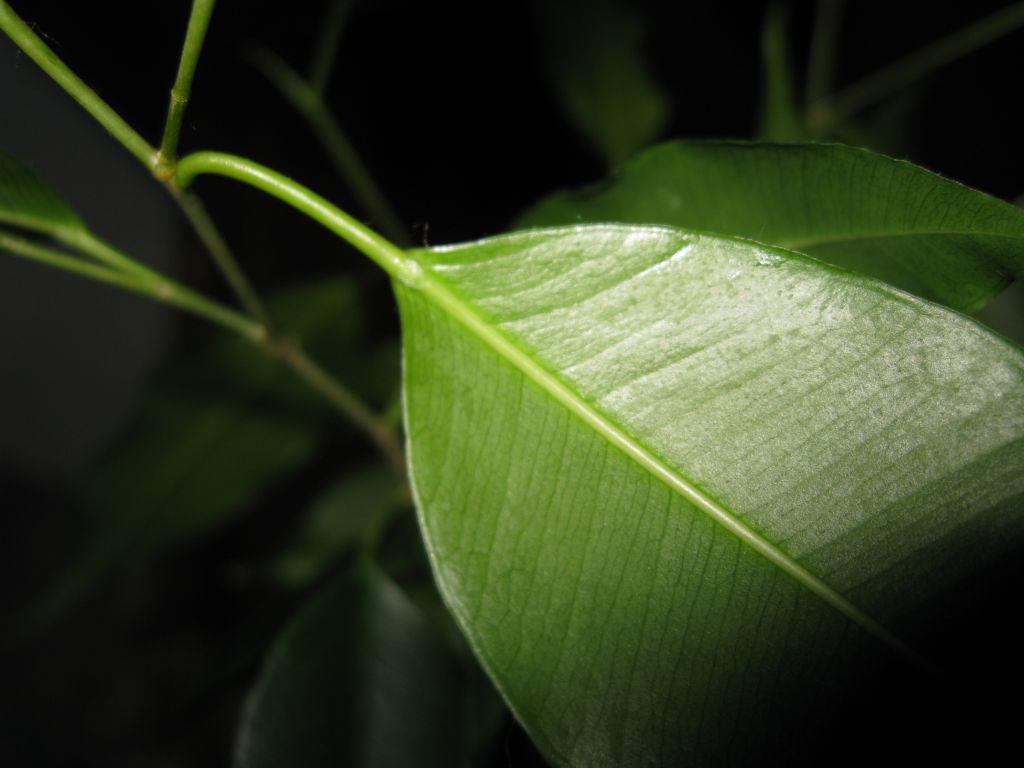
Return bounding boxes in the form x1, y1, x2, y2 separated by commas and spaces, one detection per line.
153, 155, 178, 183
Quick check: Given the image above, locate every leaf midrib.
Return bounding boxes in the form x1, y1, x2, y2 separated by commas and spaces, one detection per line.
408, 234, 930, 671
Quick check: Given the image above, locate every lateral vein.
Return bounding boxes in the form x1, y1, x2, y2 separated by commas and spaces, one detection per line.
417, 262, 935, 676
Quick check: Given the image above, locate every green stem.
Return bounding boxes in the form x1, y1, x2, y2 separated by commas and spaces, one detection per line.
0, 228, 263, 341
58, 229, 172, 284
157, 0, 218, 174
249, 48, 409, 245
0, 5, 400, 473
0, 1, 268, 328
2, 217, 404, 476
757, 3, 803, 142
308, 0, 353, 96
172, 190, 272, 325
174, 151, 413, 478
273, 341, 406, 480
812, 2, 1024, 130
0, 2, 157, 168
175, 151, 416, 284
804, 0, 843, 110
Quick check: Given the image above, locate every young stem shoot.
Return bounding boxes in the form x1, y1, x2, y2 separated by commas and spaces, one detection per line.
173, 189, 271, 325
804, 0, 843, 111
175, 152, 415, 284
157, 0, 218, 175
0, 1, 265, 322
308, 0, 353, 96
0, 1, 403, 475
810, 1, 1024, 131
174, 151, 416, 478
249, 48, 410, 246
272, 341, 407, 480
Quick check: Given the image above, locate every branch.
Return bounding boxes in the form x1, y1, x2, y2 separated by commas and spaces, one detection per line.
0, 227, 264, 341
249, 47, 410, 245
175, 151, 415, 284
156, 0, 218, 175
308, 0, 353, 96
803, 0, 843, 110
173, 189, 271, 325
811, 2, 1024, 130
0, 2, 156, 168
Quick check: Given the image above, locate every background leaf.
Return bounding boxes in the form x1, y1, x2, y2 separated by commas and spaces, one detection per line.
536, 0, 668, 169
267, 464, 399, 588
235, 564, 496, 768
517, 140, 1024, 313
31, 278, 397, 620
0, 149, 84, 237
757, 4, 807, 142
398, 225, 1024, 764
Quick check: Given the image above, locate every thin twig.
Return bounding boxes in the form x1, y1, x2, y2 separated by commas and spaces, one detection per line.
174, 152, 413, 283
308, 0, 353, 96
249, 47, 410, 246
155, 1, 273, 325
0, 2, 406, 475
157, 0, 218, 174
804, 0, 843, 110
811, 2, 1024, 131
0, 2, 156, 167
273, 340, 407, 481
173, 189, 272, 325
0, 1, 268, 324
2, 225, 405, 480
0, 228, 264, 341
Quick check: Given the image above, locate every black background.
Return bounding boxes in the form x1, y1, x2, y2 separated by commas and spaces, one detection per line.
2, 1, 1023, 765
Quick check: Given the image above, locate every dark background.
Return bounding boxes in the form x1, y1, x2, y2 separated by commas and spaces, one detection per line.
2, 1, 1023, 765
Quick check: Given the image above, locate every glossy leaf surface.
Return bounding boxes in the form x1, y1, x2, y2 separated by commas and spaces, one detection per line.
518, 141, 1024, 312
396, 225, 1024, 765
236, 565, 483, 768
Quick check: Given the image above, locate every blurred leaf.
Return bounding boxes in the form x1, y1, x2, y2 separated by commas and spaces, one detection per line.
537, 0, 668, 168
78, 391, 316, 567
517, 140, 1024, 313
397, 225, 1024, 763
0, 149, 84, 238
31, 278, 389, 621
758, 4, 807, 142
236, 564, 497, 768
268, 464, 399, 587
832, 87, 923, 158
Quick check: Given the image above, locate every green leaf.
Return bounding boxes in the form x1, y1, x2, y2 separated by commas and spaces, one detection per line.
536, 0, 668, 168
236, 565, 491, 768
32, 279, 376, 620
517, 141, 1024, 313
0, 149, 84, 238
396, 225, 1024, 764
268, 465, 399, 588
758, 4, 807, 142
